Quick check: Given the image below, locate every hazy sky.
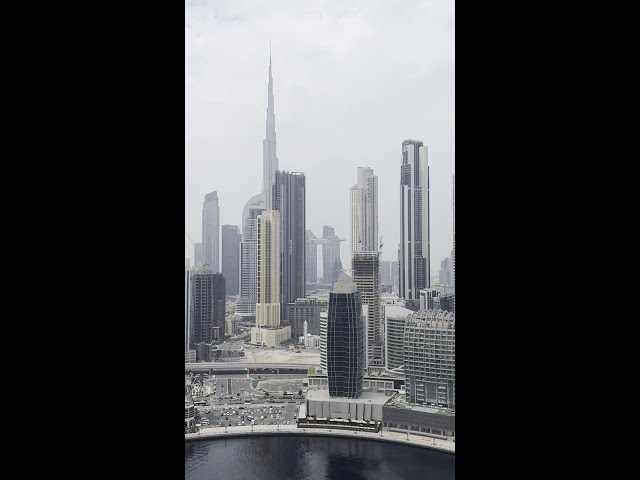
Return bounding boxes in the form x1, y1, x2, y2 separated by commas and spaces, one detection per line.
185, 0, 454, 276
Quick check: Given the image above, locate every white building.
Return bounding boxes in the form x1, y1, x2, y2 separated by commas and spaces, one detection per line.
251, 210, 291, 346
237, 194, 264, 317
352, 251, 383, 368
262, 55, 278, 210
350, 167, 378, 268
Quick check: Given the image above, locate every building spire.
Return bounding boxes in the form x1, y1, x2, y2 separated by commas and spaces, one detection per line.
262, 50, 277, 210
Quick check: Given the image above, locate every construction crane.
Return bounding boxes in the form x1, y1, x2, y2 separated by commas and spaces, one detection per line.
185, 232, 208, 268
185, 231, 195, 249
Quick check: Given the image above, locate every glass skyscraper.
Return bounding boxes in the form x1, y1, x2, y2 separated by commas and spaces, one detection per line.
327, 273, 365, 398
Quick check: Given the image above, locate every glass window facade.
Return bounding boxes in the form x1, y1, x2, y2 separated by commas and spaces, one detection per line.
327, 290, 365, 398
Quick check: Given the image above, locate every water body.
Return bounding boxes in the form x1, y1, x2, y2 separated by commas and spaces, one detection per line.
185, 435, 454, 480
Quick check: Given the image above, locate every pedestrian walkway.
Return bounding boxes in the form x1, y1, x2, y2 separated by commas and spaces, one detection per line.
185, 424, 455, 453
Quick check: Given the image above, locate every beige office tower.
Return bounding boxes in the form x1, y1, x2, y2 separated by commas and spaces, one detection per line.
251, 210, 291, 346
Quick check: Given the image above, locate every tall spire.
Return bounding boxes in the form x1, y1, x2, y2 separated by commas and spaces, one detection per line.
262, 51, 278, 210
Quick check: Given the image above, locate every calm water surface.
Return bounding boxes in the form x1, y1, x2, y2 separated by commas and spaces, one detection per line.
185, 435, 455, 480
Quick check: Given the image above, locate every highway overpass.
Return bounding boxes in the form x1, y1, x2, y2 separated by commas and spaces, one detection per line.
185, 362, 320, 374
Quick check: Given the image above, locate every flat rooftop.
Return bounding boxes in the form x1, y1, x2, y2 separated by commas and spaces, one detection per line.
385, 395, 455, 416
306, 390, 391, 405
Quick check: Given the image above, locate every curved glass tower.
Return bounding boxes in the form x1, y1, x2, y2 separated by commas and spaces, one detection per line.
327, 272, 365, 398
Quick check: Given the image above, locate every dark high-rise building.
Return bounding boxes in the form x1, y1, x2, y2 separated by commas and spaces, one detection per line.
306, 230, 318, 284
222, 224, 242, 296
202, 192, 220, 272
327, 273, 365, 398
399, 139, 430, 300
191, 266, 226, 343
434, 293, 455, 313
273, 170, 306, 318
211, 273, 226, 338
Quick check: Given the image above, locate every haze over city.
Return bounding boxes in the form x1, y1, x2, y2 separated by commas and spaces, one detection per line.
185, 0, 454, 274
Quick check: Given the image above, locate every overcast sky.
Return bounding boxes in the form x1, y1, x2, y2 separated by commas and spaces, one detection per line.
185, 0, 454, 277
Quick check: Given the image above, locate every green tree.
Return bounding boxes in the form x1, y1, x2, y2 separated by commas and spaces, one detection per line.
298, 389, 303, 396
264, 392, 270, 397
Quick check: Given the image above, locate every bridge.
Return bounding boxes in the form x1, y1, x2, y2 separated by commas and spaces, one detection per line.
185, 362, 320, 374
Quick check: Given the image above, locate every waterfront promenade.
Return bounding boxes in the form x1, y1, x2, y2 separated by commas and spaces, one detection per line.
185, 424, 455, 453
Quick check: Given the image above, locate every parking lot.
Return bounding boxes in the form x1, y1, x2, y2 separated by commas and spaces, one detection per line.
200, 402, 299, 428
208, 376, 259, 403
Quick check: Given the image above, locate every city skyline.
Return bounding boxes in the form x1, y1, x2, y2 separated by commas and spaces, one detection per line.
185, 0, 454, 274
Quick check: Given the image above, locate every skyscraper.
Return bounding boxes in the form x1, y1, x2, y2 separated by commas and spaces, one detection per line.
321, 225, 343, 285
262, 56, 278, 210
194, 242, 203, 267
350, 167, 378, 266
221, 224, 242, 296
384, 304, 412, 370
305, 230, 318, 284
251, 210, 291, 346
273, 170, 306, 317
399, 139, 430, 300
211, 273, 226, 338
202, 191, 220, 272
237, 194, 264, 317
352, 251, 382, 367
439, 257, 452, 286
191, 266, 226, 343
327, 273, 365, 398
404, 309, 455, 408
185, 268, 193, 353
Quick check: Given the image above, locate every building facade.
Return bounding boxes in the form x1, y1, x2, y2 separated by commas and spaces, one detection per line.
273, 170, 306, 317
251, 210, 291, 346
237, 194, 265, 317
439, 257, 452, 286
286, 297, 328, 337
350, 166, 378, 267
452, 174, 455, 314
352, 251, 383, 367
327, 273, 365, 398
399, 139, 430, 300
321, 225, 343, 285
320, 310, 328, 371
404, 310, 455, 408
221, 224, 242, 296
191, 266, 225, 343
202, 191, 220, 272
305, 230, 318, 284
185, 268, 194, 356
384, 305, 412, 371
262, 56, 278, 211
